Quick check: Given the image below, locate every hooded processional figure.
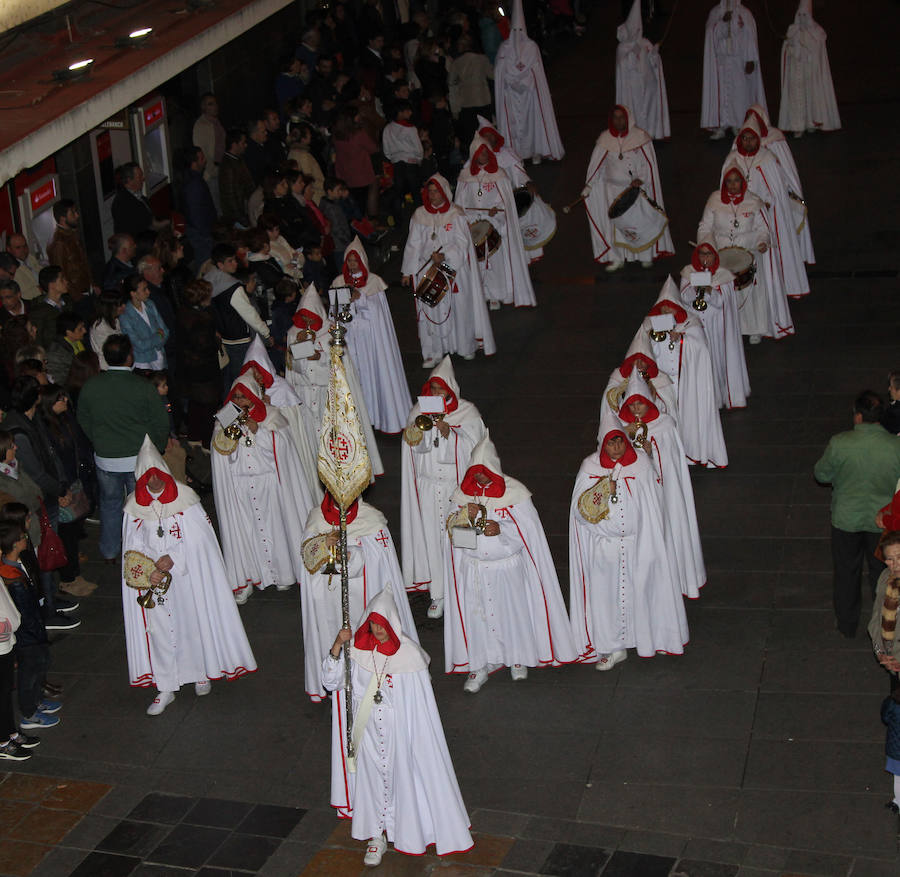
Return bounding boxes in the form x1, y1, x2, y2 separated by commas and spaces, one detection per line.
331, 237, 411, 434
678, 243, 750, 410
778, 0, 840, 138
721, 121, 811, 300
617, 369, 707, 599
401, 174, 496, 368
492, 0, 564, 164
581, 105, 674, 272
635, 277, 728, 468
454, 140, 537, 309
601, 334, 679, 428
240, 335, 321, 499
211, 378, 314, 603
701, 0, 767, 138
615, 0, 670, 140
401, 357, 487, 620
443, 432, 579, 693
568, 411, 688, 669
299, 493, 418, 703
284, 284, 384, 478
122, 436, 257, 716
322, 588, 473, 866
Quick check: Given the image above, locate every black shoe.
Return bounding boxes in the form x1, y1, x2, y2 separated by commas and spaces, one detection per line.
0, 741, 32, 761
54, 597, 79, 613
10, 732, 40, 749
885, 801, 899, 814
44, 612, 81, 631
43, 681, 63, 697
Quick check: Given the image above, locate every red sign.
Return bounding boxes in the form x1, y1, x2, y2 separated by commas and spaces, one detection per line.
143, 99, 164, 130
29, 178, 57, 213
96, 130, 111, 161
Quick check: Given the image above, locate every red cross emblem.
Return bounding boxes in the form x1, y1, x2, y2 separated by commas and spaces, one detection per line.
444, 223, 453, 232
374, 530, 389, 547
168, 521, 183, 540
328, 431, 353, 462
130, 563, 144, 579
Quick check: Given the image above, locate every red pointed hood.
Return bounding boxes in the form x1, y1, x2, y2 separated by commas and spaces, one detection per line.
468, 142, 499, 174
720, 166, 747, 205
124, 435, 200, 519
744, 105, 769, 138
691, 242, 720, 273
736, 118, 763, 156
598, 407, 638, 467
608, 104, 631, 137
239, 336, 276, 388
321, 492, 359, 526
618, 370, 660, 423
419, 357, 461, 413
477, 117, 505, 151
341, 237, 370, 288
292, 283, 325, 330
459, 464, 505, 498
422, 174, 453, 214
226, 380, 267, 423
619, 352, 659, 380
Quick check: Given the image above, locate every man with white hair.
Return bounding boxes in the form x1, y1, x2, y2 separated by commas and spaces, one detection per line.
5, 235, 42, 302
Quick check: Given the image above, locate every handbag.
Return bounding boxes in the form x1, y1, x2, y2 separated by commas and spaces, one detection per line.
58, 479, 90, 524
36, 501, 68, 572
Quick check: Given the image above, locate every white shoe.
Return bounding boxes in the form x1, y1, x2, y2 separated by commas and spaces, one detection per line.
364, 833, 386, 866
595, 650, 627, 672
748, 334, 762, 345
793, 130, 804, 139
604, 260, 625, 273
488, 300, 501, 311
422, 357, 440, 369
147, 691, 175, 715
234, 586, 251, 605
427, 598, 444, 619
641, 260, 653, 269
511, 664, 528, 681
709, 127, 726, 141
462, 352, 476, 360
195, 680, 212, 696
275, 583, 295, 591
532, 155, 542, 165
463, 667, 488, 693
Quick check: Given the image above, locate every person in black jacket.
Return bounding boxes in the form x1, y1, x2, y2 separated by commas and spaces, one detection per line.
0, 524, 61, 731
882, 372, 900, 436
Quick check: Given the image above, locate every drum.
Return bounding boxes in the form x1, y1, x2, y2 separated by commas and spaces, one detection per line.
468, 220, 502, 261
414, 262, 456, 307
607, 186, 669, 253
514, 186, 534, 217
519, 195, 557, 253
718, 246, 756, 291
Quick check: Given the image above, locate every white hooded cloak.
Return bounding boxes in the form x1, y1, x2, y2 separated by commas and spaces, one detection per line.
493, 0, 564, 161
400, 357, 487, 602
701, 0, 767, 130
443, 432, 579, 674
323, 588, 473, 856
331, 238, 412, 434
122, 436, 257, 691
615, 0, 670, 140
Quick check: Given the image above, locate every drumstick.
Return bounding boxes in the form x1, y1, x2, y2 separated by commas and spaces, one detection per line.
562, 195, 587, 214
466, 206, 505, 213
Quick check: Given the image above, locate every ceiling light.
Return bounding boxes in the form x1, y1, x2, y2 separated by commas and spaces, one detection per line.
52, 59, 94, 81
116, 27, 153, 48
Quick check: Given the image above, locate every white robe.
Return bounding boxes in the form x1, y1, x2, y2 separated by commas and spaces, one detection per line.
778, 5, 840, 135
616, 1, 670, 140
568, 451, 688, 658
583, 124, 673, 264
401, 205, 496, 360
493, 24, 564, 161
211, 409, 312, 599
400, 409, 486, 601
333, 268, 412, 434
639, 317, 728, 469
454, 165, 537, 307
722, 146, 809, 299
323, 657, 472, 855
284, 323, 385, 478
701, 0, 767, 130
444, 497, 579, 673
300, 512, 418, 702
122, 504, 257, 691
678, 265, 750, 409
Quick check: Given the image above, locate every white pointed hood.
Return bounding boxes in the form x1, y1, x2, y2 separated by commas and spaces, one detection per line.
451, 430, 531, 511
240, 335, 278, 389
584, 407, 639, 475
350, 585, 429, 672
406, 355, 482, 428
342, 235, 370, 273
124, 435, 200, 520
295, 283, 328, 336
617, 0, 642, 43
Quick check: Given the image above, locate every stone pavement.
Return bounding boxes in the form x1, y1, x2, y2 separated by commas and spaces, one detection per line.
5, 2, 900, 875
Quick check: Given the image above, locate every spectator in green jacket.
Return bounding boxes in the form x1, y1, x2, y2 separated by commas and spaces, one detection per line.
76, 335, 168, 562
814, 391, 900, 638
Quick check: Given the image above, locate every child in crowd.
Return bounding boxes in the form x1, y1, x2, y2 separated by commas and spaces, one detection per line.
145, 371, 187, 482
320, 178, 355, 268
0, 571, 31, 761
269, 278, 301, 373
303, 245, 329, 291
882, 688, 900, 815
0, 523, 61, 732
382, 100, 423, 211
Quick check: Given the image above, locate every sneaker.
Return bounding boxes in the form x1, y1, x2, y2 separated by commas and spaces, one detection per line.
709, 127, 726, 141
234, 586, 251, 606
45, 613, 81, 632
511, 664, 528, 681
461, 352, 476, 360
595, 650, 627, 672
641, 260, 653, 269
84, 516, 100, 525
422, 357, 440, 369
54, 597, 79, 613
463, 667, 488, 693
10, 732, 40, 749
20, 712, 60, 729
748, 334, 762, 345
147, 691, 176, 716
427, 598, 444, 619
488, 300, 501, 311
363, 832, 387, 866
38, 698, 62, 714
195, 680, 212, 696
604, 260, 625, 273
0, 741, 32, 761
42, 681, 63, 697
532, 155, 542, 166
